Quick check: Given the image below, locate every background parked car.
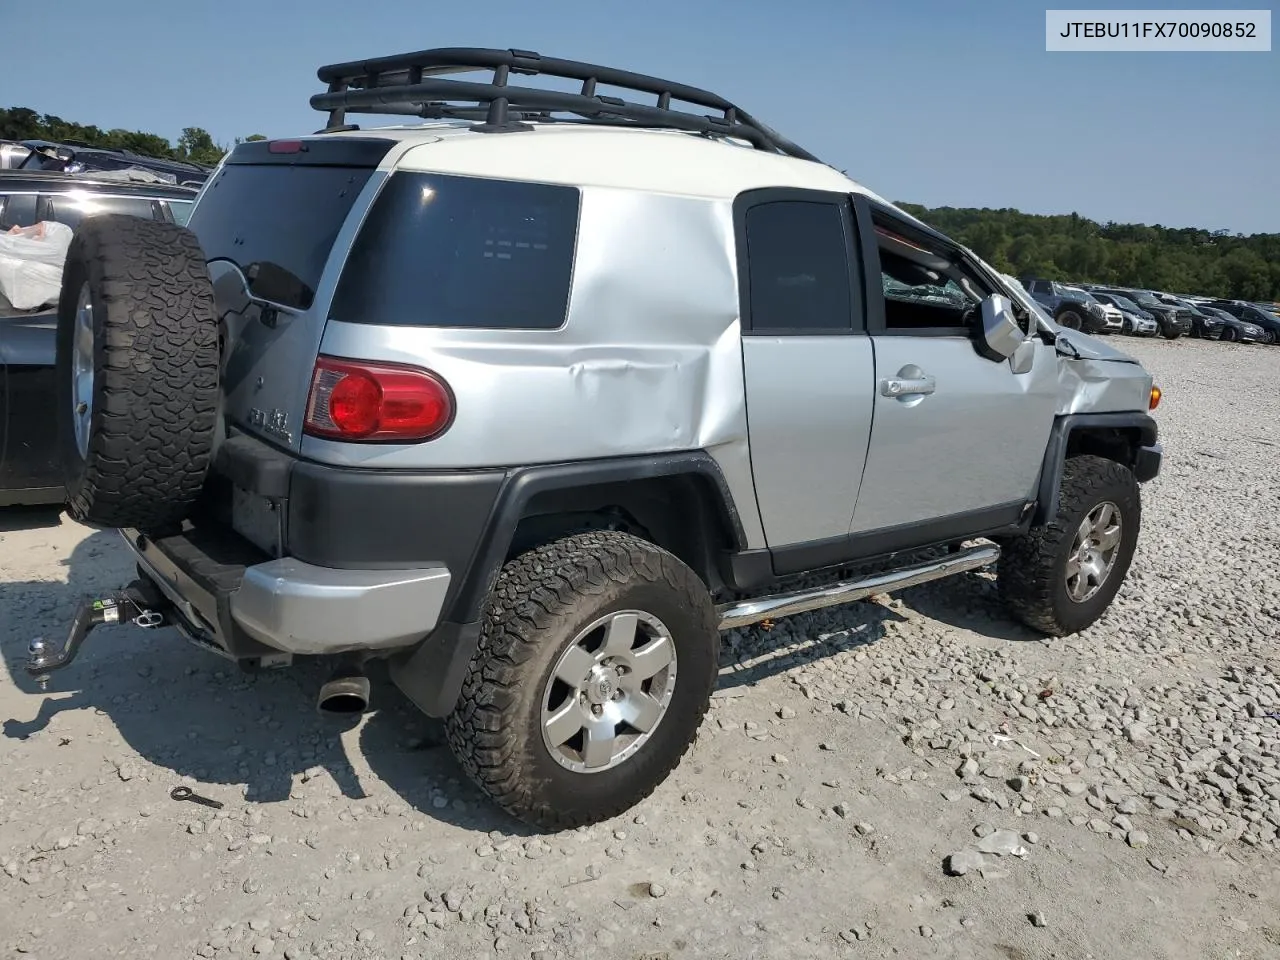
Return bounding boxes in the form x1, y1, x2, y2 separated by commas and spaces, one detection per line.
1089, 287, 1190, 339
15, 139, 212, 187
1167, 297, 1228, 340
1194, 304, 1263, 342
1204, 300, 1280, 344
1018, 278, 1123, 334
0, 170, 199, 505
1, 140, 32, 169
1087, 291, 1159, 336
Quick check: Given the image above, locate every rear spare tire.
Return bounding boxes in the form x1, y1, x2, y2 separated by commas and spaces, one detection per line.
55, 214, 219, 531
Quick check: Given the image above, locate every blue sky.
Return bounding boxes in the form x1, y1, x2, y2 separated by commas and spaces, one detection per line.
4, 0, 1277, 233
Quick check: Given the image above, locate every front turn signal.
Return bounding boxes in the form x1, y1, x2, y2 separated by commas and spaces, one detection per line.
1149, 385, 1162, 410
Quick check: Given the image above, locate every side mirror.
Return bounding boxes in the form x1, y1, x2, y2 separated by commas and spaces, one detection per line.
976, 294, 1024, 361
1009, 338, 1035, 375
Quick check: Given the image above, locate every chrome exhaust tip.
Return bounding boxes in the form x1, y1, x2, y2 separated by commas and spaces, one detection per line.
316, 672, 370, 715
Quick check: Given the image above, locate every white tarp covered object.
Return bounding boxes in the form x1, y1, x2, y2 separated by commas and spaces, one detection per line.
0, 221, 74, 310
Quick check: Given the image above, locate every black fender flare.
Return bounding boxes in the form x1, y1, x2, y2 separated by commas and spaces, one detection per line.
387, 450, 748, 717
448, 450, 748, 625
1032, 412, 1160, 527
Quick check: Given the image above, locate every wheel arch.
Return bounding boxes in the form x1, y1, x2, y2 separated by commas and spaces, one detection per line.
388, 452, 745, 720
456, 452, 748, 625
1031, 413, 1159, 527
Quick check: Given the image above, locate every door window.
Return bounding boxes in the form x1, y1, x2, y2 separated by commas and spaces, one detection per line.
868, 214, 1027, 337
741, 198, 859, 334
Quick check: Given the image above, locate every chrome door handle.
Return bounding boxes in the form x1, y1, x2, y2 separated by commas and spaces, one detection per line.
880, 375, 936, 398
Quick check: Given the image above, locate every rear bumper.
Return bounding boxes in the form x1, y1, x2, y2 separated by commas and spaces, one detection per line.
125, 527, 451, 657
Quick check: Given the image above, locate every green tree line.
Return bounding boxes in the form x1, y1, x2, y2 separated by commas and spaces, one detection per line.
897, 203, 1280, 303
1, 107, 265, 166
5, 107, 1276, 302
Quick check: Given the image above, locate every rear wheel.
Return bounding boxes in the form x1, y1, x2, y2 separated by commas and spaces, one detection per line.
1262, 329, 1277, 345
1221, 327, 1237, 343
997, 455, 1140, 637
55, 215, 219, 531
445, 530, 719, 830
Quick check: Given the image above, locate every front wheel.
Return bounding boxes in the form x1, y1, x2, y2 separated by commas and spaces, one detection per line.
1057, 310, 1083, 331
445, 530, 719, 830
1161, 325, 1182, 340
997, 455, 1140, 636
1262, 329, 1277, 345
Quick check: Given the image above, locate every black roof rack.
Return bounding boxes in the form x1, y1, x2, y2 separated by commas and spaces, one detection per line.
310, 46, 820, 162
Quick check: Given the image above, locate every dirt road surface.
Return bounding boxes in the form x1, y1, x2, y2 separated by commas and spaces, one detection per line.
2, 337, 1278, 960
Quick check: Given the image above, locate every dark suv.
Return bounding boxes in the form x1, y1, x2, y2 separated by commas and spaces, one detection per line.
0, 170, 199, 505
1018, 278, 1123, 334
1090, 288, 1191, 340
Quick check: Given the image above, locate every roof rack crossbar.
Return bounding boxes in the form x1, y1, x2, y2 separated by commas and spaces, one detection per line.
310, 46, 819, 161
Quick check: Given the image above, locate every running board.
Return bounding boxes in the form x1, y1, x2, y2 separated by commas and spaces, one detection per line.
715, 544, 1000, 631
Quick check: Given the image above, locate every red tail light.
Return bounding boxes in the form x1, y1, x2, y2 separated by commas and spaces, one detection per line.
267, 139, 306, 154
304, 356, 454, 442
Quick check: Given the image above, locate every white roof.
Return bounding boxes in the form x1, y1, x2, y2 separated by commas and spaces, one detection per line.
325, 121, 890, 205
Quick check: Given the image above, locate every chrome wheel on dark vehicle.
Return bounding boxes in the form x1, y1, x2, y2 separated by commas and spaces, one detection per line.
70, 283, 95, 461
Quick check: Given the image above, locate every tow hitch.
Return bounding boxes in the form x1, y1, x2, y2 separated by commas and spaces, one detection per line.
27, 579, 169, 689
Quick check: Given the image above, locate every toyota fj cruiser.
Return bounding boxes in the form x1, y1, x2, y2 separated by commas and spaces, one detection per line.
30, 47, 1163, 830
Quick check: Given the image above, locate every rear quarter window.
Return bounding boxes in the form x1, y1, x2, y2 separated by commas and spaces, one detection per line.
329, 171, 580, 329
45, 194, 158, 229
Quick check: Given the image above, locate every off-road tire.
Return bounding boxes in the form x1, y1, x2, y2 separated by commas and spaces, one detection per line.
997, 455, 1140, 637
55, 214, 219, 530
1160, 324, 1182, 340
445, 530, 719, 830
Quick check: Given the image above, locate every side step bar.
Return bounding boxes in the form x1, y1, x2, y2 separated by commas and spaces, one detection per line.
715, 544, 999, 631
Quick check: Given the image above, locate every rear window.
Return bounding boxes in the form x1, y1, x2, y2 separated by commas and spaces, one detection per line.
329, 171, 580, 329
189, 164, 376, 310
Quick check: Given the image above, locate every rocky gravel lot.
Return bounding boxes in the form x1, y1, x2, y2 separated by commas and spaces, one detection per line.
2, 337, 1279, 960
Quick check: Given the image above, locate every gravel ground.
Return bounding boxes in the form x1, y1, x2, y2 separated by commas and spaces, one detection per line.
2, 337, 1279, 960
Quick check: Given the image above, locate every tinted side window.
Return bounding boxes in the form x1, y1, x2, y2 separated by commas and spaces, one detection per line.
45, 195, 158, 230
330, 171, 580, 329
0, 193, 38, 229
743, 200, 854, 332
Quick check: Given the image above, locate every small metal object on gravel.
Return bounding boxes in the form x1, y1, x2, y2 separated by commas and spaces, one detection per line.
170, 785, 224, 809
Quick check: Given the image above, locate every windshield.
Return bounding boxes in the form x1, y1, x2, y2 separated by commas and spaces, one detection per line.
1108, 295, 1140, 312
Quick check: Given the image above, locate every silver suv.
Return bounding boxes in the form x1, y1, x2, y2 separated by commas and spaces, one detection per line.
31, 48, 1164, 829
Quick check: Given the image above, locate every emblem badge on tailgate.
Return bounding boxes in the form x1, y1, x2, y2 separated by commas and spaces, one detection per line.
248, 407, 293, 443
